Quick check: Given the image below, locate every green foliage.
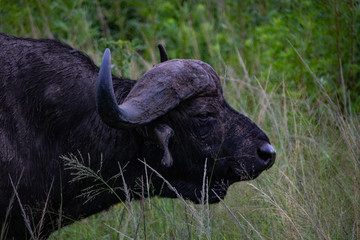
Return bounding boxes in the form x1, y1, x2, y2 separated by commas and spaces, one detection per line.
0, 0, 359, 239
1, 0, 358, 110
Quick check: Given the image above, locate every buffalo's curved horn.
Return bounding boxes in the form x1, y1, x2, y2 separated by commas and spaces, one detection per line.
157, 43, 169, 62
96, 48, 140, 128
97, 48, 215, 128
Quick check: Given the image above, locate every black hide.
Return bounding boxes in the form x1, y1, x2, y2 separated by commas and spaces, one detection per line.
0, 33, 275, 239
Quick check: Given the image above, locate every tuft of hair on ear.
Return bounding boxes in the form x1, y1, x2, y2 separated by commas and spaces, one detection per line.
154, 123, 174, 167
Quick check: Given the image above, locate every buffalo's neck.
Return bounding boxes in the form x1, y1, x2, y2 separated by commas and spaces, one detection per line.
60, 123, 141, 216
58, 76, 152, 223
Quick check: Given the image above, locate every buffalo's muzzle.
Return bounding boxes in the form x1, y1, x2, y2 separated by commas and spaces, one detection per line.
257, 143, 276, 170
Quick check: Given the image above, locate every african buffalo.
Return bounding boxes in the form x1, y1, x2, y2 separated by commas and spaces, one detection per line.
0, 33, 275, 239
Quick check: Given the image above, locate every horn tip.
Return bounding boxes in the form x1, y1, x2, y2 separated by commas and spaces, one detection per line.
101, 48, 112, 69
157, 43, 169, 62
104, 48, 111, 59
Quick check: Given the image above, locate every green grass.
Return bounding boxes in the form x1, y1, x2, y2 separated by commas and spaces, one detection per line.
1, 1, 359, 239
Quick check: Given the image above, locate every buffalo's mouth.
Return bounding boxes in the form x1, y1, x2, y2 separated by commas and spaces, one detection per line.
205, 169, 263, 203
159, 178, 231, 204
156, 151, 275, 204
162, 170, 261, 204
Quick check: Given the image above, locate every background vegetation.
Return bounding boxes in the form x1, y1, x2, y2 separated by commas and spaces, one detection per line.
0, 0, 359, 239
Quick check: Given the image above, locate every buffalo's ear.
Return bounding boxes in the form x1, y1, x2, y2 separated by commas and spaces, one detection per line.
154, 123, 174, 167
157, 43, 169, 62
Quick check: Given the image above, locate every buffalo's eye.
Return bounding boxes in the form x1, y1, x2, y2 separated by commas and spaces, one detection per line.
193, 113, 215, 138
196, 113, 213, 122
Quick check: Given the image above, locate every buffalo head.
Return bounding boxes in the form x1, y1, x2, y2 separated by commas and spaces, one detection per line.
96, 48, 275, 203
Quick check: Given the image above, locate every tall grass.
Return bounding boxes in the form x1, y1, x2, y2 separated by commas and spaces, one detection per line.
1, 1, 359, 239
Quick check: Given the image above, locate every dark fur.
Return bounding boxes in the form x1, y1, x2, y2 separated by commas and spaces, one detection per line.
0, 33, 273, 239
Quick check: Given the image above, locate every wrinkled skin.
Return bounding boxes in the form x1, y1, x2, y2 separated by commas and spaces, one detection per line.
0, 33, 274, 239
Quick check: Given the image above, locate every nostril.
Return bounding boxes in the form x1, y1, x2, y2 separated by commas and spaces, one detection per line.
257, 143, 276, 168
